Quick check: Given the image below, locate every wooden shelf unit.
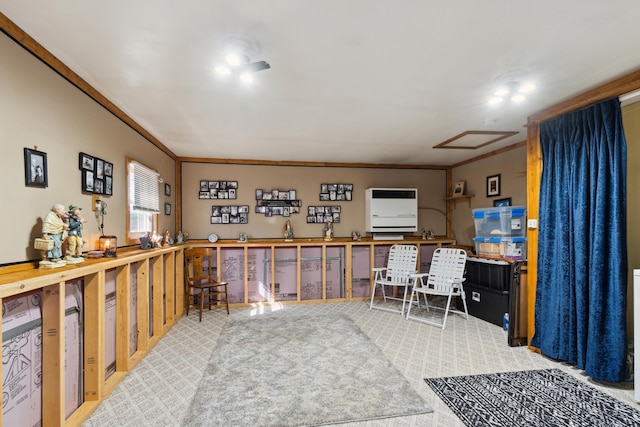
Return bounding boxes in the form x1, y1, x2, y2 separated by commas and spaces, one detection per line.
0, 237, 454, 427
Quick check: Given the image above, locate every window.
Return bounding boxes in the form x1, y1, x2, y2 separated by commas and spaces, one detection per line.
127, 158, 159, 243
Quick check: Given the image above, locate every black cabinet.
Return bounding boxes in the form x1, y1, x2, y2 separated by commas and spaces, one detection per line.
461, 256, 526, 346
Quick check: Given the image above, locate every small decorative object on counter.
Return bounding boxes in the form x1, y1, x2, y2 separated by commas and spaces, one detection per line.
163, 230, 171, 246
427, 229, 435, 240
284, 220, 294, 241
182, 231, 189, 242
65, 204, 86, 263
99, 235, 118, 257
351, 231, 361, 241
37, 203, 68, 268
140, 232, 153, 249
177, 231, 184, 244
238, 232, 248, 243
421, 228, 427, 240
323, 219, 333, 241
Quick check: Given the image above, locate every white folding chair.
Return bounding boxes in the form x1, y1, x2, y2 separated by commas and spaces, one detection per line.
406, 247, 468, 328
369, 244, 418, 314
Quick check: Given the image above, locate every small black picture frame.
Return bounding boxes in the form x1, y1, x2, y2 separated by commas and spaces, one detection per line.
24, 148, 48, 188
164, 203, 171, 215
104, 161, 113, 177
96, 158, 105, 180
493, 197, 512, 207
105, 176, 113, 196
79, 152, 94, 171
486, 174, 501, 197
165, 183, 171, 196
83, 170, 95, 193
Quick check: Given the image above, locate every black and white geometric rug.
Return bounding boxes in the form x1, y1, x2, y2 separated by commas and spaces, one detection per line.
425, 368, 640, 427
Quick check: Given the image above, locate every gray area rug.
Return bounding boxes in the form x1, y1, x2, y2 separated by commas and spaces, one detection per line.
184, 314, 431, 426
425, 368, 640, 426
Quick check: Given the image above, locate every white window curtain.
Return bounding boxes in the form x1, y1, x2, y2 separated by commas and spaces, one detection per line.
129, 161, 160, 213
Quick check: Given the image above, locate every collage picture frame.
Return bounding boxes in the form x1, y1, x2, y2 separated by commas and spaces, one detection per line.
211, 205, 249, 224
80, 152, 113, 195
307, 205, 341, 223
199, 180, 238, 199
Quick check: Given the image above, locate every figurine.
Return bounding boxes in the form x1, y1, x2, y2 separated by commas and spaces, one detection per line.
40, 204, 68, 268
238, 232, 248, 243
65, 204, 86, 263
140, 232, 152, 249
163, 230, 171, 246
323, 219, 333, 241
182, 231, 189, 242
351, 231, 361, 241
177, 231, 184, 244
284, 220, 294, 241
422, 228, 427, 240
427, 229, 435, 240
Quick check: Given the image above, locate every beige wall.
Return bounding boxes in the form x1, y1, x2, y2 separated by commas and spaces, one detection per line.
451, 146, 528, 247
181, 162, 447, 240
0, 32, 176, 265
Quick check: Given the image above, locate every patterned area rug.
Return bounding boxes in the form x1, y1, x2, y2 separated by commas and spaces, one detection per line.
184, 314, 431, 426
425, 368, 640, 426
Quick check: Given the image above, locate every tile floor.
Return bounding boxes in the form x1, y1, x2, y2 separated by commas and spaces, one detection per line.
82, 301, 637, 426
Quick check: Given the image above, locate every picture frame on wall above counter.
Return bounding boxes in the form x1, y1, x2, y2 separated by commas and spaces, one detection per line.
486, 174, 501, 197
165, 183, 171, 196
320, 183, 353, 201
24, 148, 48, 188
79, 152, 114, 195
493, 197, 512, 207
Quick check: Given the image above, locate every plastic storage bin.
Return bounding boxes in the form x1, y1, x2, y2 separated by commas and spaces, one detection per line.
458, 282, 509, 327
466, 256, 512, 291
474, 237, 526, 261
473, 206, 526, 238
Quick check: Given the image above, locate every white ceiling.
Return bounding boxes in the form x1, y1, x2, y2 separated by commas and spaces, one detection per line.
2, 1, 640, 166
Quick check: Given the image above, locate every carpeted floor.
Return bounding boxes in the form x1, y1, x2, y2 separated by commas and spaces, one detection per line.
425, 368, 640, 427
183, 314, 431, 426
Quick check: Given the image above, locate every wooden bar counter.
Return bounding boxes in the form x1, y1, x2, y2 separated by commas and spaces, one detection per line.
0, 237, 454, 427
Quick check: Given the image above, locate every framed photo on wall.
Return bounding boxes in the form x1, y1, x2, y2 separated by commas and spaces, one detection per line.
24, 148, 48, 188
493, 197, 512, 207
453, 181, 465, 197
486, 174, 501, 197
165, 183, 171, 196
164, 203, 171, 215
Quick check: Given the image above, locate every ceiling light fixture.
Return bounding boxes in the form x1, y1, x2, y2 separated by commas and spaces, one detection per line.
488, 80, 536, 105
214, 37, 271, 84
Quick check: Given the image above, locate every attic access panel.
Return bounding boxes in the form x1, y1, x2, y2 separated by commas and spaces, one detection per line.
434, 131, 518, 150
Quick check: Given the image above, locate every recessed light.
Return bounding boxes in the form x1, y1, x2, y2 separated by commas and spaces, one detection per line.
488, 97, 503, 105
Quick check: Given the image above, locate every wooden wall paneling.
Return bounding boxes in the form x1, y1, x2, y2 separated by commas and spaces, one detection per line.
243, 247, 249, 304
296, 245, 302, 302
115, 264, 131, 372
42, 282, 65, 426
83, 272, 105, 403
175, 250, 185, 317
163, 252, 175, 329
321, 245, 327, 300
151, 256, 164, 344
526, 124, 542, 347
136, 259, 150, 352
345, 244, 353, 299
270, 246, 276, 300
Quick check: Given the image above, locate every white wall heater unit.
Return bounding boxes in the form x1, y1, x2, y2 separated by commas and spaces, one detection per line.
365, 188, 418, 239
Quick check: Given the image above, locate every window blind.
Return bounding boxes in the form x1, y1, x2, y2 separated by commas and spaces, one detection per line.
129, 161, 160, 213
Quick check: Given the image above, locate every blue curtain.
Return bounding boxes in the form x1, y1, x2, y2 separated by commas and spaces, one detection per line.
531, 98, 627, 382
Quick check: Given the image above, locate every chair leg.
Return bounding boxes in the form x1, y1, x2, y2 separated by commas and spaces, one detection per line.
224, 285, 230, 315
199, 289, 205, 322
369, 283, 377, 309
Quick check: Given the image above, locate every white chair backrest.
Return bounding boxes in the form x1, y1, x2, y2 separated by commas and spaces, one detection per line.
385, 244, 419, 285
425, 248, 467, 291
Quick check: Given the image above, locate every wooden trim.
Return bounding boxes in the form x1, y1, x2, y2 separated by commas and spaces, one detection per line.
42, 282, 65, 424
451, 140, 527, 168
528, 68, 640, 125
178, 157, 449, 170
83, 272, 105, 402
115, 265, 131, 371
